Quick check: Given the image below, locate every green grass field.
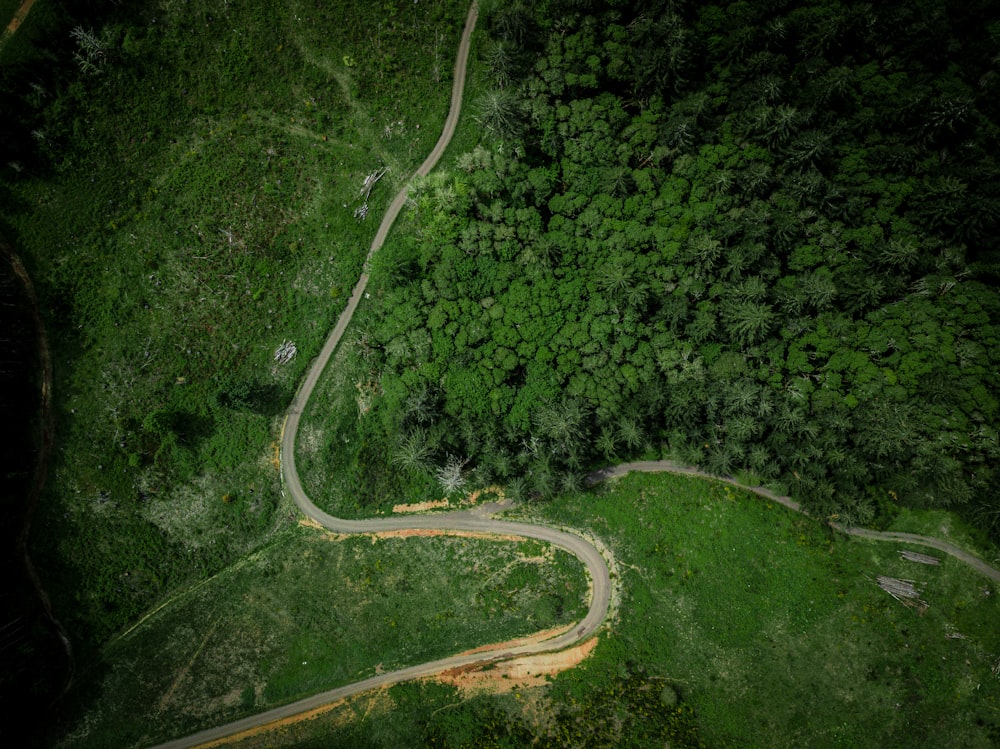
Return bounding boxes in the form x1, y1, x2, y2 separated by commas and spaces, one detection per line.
3, 0, 471, 650
542, 473, 1000, 748
234, 472, 1000, 748
54, 524, 586, 748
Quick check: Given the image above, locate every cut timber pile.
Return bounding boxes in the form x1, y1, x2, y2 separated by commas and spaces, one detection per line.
353, 166, 389, 220
899, 550, 941, 566
876, 575, 928, 612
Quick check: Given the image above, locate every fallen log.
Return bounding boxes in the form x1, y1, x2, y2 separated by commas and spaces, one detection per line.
875, 575, 928, 612
899, 549, 941, 566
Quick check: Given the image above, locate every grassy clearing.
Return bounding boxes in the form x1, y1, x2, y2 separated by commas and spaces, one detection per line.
2, 0, 469, 649
256, 472, 1000, 748
54, 524, 587, 748
886, 508, 1000, 563
539, 473, 1000, 748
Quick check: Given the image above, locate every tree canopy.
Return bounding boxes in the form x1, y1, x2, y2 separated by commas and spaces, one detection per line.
358, 0, 1000, 535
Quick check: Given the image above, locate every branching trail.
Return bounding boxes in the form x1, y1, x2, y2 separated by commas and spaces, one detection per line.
589, 461, 1000, 583
149, 3, 999, 746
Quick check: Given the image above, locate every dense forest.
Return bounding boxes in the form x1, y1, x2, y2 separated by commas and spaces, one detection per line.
349, 0, 1000, 536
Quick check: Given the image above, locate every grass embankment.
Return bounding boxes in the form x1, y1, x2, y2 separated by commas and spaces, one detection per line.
56, 525, 587, 748
885, 507, 1000, 559
244, 472, 1000, 748
2, 0, 467, 646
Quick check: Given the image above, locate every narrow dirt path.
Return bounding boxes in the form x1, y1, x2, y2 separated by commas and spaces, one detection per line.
588, 461, 1000, 583
0, 0, 38, 50
1, 242, 74, 697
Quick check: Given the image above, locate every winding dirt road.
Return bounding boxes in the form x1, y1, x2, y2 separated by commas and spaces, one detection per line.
150, 4, 999, 745
149, 6, 611, 748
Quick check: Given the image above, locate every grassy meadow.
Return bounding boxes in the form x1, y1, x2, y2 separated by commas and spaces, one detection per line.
226, 472, 1000, 748
54, 525, 586, 748
541, 473, 1000, 748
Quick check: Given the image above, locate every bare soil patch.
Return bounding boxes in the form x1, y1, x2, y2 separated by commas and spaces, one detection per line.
392, 486, 505, 513
392, 498, 449, 513
4, 0, 36, 35
434, 637, 600, 695
455, 624, 574, 657
369, 528, 524, 543
297, 521, 528, 546
196, 698, 356, 748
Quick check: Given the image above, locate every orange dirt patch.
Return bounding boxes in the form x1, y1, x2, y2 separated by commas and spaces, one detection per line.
435, 637, 599, 695
195, 697, 355, 748
4, 0, 37, 36
298, 522, 523, 544
392, 498, 449, 513
462, 485, 505, 504
298, 519, 349, 543
456, 624, 573, 656
391, 485, 506, 513
369, 528, 523, 543
193, 639, 595, 746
